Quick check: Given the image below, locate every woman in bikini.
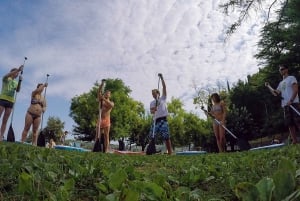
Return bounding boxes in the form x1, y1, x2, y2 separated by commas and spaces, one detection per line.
210, 93, 226, 152
96, 90, 114, 153
21, 83, 47, 145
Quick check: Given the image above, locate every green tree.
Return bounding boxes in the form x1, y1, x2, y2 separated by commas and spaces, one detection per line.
226, 105, 257, 141
228, 80, 262, 133
42, 116, 65, 143
219, 0, 289, 36
183, 112, 211, 150
252, 0, 300, 138
167, 98, 214, 151
219, 0, 300, 139
255, 0, 300, 68
69, 85, 98, 141
167, 98, 185, 149
110, 91, 145, 143
129, 114, 152, 151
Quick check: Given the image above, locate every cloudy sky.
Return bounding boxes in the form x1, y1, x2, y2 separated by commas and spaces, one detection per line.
0, 0, 279, 141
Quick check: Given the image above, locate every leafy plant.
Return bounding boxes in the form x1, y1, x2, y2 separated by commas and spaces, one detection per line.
1, 142, 300, 200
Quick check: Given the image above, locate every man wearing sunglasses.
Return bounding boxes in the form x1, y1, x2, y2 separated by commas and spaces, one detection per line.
265, 64, 300, 144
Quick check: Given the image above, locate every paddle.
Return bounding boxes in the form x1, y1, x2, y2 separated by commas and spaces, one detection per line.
7, 57, 27, 142
93, 79, 106, 152
146, 74, 161, 155
37, 74, 49, 147
201, 106, 251, 151
290, 104, 300, 116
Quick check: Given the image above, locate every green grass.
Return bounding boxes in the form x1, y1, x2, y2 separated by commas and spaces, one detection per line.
0, 142, 300, 201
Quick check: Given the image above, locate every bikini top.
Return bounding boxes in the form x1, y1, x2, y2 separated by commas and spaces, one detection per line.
31, 96, 43, 106
211, 104, 223, 113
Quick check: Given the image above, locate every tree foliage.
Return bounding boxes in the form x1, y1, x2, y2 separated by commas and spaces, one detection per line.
220, 0, 287, 37
167, 98, 213, 150
221, 0, 300, 142
256, 0, 300, 68
69, 85, 98, 141
42, 116, 65, 143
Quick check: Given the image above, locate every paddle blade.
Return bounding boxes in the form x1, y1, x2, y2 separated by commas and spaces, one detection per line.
37, 131, 46, 147
237, 139, 251, 151
7, 124, 15, 142
93, 138, 102, 152
146, 138, 156, 155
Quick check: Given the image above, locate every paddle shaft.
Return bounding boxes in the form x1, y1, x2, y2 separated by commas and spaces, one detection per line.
97, 80, 106, 139
290, 104, 300, 116
201, 107, 237, 139
40, 75, 50, 130
152, 76, 161, 138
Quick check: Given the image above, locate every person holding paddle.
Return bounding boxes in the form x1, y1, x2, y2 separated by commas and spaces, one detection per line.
0, 65, 23, 141
96, 88, 114, 153
21, 83, 48, 145
149, 73, 172, 155
210, 93, 227, 152
265, 64, 300, 144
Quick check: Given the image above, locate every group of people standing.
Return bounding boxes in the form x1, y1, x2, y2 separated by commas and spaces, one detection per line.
208, 64, 300, 153
0, 65, 48, 145
98, 64, 300, 154
211, 64, 300, 153
1, 63, 299, 152
95, 73, 173, 154
0, 65, 172, 155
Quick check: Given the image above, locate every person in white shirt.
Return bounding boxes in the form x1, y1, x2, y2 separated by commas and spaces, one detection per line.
265, 64, 300, 144
149, 73, 172, 154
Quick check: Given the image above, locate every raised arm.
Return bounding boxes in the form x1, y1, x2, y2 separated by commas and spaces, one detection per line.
97, 79, 106, 101
4, 65, 23, 79
32, 83, 48, 97
102, 97, 114, 109
158, 73, 166, 97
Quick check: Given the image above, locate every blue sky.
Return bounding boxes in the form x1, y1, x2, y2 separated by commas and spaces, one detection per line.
0, 0, 278, 141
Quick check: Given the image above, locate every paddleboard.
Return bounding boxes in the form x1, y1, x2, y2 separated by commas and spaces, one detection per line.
54, 145, 89, 152
113, 150, 145, 155
176, 151, 207, 155
250, 143, 285, 151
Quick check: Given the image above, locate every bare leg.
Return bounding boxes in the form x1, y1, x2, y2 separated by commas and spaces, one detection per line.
213, 123, 223, 152
21, 113, 33, 142
165, 139, 172, 155
32, 132, 38, 146
0, 108, 12, 141
219, 126, 226, 152
103, 127, 110, 152
289, 126, 298, 144
31, 117, 41, 146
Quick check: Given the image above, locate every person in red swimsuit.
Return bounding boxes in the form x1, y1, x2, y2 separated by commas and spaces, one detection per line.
96, 90, 114, 152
